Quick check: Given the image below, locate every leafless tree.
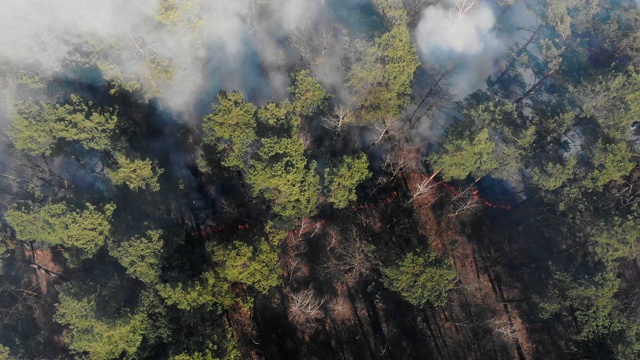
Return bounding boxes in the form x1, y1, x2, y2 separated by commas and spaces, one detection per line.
0, 284, 43, 325
490, 314, 520, 340
290, 23, 333, 67
329, 297, 348, 314
384, 148, 421, 179
456, 0, 478, 14
286, 257, 304, 283
288, 287, 326, 325
325, 227, 377, 283
408, 66, 454, 128
298, 131, 313, 151
448, 186, 482, 218
408, 170, 440, 204
322, 105, 355, 132
448, 0, 479, 22
365, 117, 406, 151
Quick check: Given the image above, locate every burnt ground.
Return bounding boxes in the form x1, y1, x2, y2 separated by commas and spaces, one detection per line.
220, 167, 539, 360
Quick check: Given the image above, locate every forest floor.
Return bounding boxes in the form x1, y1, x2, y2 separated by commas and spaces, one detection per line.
407, 170, 533, 360
223, 169, 537, 359
21, 245, 67, 351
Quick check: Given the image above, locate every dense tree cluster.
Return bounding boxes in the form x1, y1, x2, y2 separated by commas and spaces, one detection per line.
1, 0, 640, 359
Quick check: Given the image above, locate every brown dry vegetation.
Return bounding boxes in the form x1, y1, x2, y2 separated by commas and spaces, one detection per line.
407, 170, 534, 359
222, 163, 540, 359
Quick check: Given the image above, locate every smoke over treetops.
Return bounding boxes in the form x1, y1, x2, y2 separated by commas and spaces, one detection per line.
0, 0, 524, 115
0, 0, 343, 115
417, 0, 499, 57
415, 0, 504, 98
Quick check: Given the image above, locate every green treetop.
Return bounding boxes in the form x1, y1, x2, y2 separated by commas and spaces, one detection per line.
203, 91, 257, 169
8, 95, 118, 156
109, 230, 164, 284
0, 344, 9, 360
257, 100, 297, 137
576, 70, 640, 142
4, 202, 115, 257
538, 263, 625, 342
325, 152, 372, 209
587, 142, 634, 188
431, 129, 498, 181
289, 70, 330, 118
156, 0, 204, 31
54, 291, 151, 360
156, 271, 222, 311
157, 244, 277, 310
531, 157, 578, 191
106, 153, 164, 192
209, 238, 282, 295
248, 137, 320, 220
432, 95, 535, 181
347, 23, 419, 122
381, 252, 456, 307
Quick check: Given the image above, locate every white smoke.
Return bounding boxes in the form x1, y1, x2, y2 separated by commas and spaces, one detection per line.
415, 0, 502, 98
0, 0, 332, 115
417, 0, 498, 57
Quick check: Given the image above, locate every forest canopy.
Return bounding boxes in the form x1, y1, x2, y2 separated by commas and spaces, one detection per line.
1, 0, 640, 359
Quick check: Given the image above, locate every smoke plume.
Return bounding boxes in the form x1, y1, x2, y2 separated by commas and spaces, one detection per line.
415, 0, 501, 98
0, 0, 338, 115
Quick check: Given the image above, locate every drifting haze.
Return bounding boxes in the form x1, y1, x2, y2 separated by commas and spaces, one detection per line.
415, 0, 502, 98
0, 0, 339, 115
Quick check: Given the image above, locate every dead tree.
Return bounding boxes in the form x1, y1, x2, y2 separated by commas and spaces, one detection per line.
0, 284, 43, 325
447, 186, 482, 219
408, 67, 454, 128
288, 287, 326, 325
448, 0, 479, 22
290, 23, 332, 67
490, 313, 521, 341
324, 226, 377, 284
364, 117, 405, 151
384, 147, 423, 179
322, 105, 355, 132
455, 0, 479, 15
408, 170, 441, 204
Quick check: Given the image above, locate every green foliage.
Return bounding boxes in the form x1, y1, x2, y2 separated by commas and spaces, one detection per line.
156, 271, 221, 311
106, 153, 164, 191
8, 95, 118, 156
538, 263, 625, 341
325, 152, 372, 209
590, 218, 640, 263
203, 91, 257, 169
159, 239, 281, 312
531, 157, 577, 191
64, 35, 174, 100
171, 325, 240, 360
109, 230, 164, 284
248, 137, 320, 219
348, 23, 419, 122
382, 252, 456, 307
431, 129, 498, 181
615, 322, 640, 360
258, 100, 297, 136
374, 0, 408, 24
588, 142, 634, 188
209, 238, 282, 295
146, 53, 176, 83
0, 344, 9, 360
54, 292, 150, 360
433, 98, 535, 181
289, 70, 330, 117
5, 202, 115, 256
577, 70, 640, 141
156, 0, 204, 30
